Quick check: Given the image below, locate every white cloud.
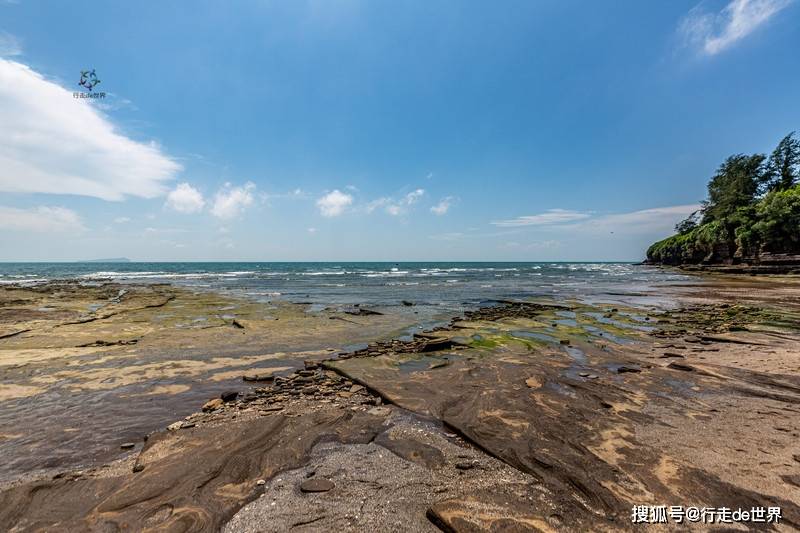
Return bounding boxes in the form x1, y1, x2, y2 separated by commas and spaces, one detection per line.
113, 216, 131, 224
316, 189, 353, 217
501, 240, 562, 250
429, 232, 464, 241
261, 188, 308, 204
0, 205, 85, 232
491, 205, 700, 234
386, 204, 403, 216
0, 59, 181, 200
0, 31, 21, 57
679, 0, 791, 55
492, 209, 591, 227
210, 182, 256, 219
143, 226, 187, 235
403, 188, 425, 205
165, 182, 205, 214
431, 197, 454, 215
366, 188, 425, 216
307, 227, 318, 234
579, 204, 701, 234
365, 197, 389, 214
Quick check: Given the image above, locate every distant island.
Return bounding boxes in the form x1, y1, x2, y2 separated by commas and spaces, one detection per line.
647, 132, 800, 273
80, 258, 131, 263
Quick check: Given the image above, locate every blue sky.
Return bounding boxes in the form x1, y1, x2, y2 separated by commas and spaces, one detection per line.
1, 0, 798, 261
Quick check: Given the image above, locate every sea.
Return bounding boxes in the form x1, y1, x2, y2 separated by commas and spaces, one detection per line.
0, 262, 692, 313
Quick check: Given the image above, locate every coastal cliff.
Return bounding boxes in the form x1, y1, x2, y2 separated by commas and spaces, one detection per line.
647, 132, 800, 272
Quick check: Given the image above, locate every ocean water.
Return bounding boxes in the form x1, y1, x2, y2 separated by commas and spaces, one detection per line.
0, 262, 691, 312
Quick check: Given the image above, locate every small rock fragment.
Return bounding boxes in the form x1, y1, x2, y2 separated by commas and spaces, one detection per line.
525, 377, 542, 388
367, 406, 391, 417
242, 374, 275, 382
120, 442, 135, 450
220, 390, 239, 402
667, 362, 695, 372
203, 398, 224, 412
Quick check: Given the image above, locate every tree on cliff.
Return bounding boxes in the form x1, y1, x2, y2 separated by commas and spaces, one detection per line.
647, 132, 800, 266
763, 132, 800, 192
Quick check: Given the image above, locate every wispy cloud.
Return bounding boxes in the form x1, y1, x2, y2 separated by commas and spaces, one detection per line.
428, 232, 464, 241
366, 188, 425, 216
579, 204, 701, 234
316, 189, 353, 217
500, 240, 562, 250
261, 188, 308, 204
0, 31, 21, 56
679, 0, 791, 56
491, 209, 591, 227
431, 196, 454, 216
0, 59, 181, 200
491, 205, 700, 234
0, 206, 85, 232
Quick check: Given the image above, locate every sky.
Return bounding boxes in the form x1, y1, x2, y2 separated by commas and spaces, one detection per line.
1, 0, 798, 262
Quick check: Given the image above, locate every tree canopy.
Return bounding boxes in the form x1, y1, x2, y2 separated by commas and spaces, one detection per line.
764, 132, 800, 192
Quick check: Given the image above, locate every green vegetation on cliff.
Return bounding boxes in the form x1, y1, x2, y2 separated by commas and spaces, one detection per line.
647, 132, 800, 265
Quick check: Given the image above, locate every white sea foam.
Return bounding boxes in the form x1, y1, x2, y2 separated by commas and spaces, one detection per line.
0, 278, 47, 284
79, 271, 260, 280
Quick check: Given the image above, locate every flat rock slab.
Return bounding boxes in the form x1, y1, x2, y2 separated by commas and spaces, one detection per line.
0, 407, 384, 532
224, 414, 538, 533
330, 333, 800, 529
374, 431, 446, 469
300, 478, 335, 493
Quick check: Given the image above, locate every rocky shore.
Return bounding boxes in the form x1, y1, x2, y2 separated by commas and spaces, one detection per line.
1, 278, 800, 531
645, 253, 800, 275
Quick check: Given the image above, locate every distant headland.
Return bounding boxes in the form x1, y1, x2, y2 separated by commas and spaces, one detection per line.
79, 258, 131, 263
646, 132, 800, 274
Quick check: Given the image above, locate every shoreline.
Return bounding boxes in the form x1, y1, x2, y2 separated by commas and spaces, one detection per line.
643, 255, 800, 276
1, 276, 799, 530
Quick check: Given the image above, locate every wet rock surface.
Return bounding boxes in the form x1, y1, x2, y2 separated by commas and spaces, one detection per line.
224, 410, 543, 533
0, 281, 417, 481
2, 278, 800, 531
